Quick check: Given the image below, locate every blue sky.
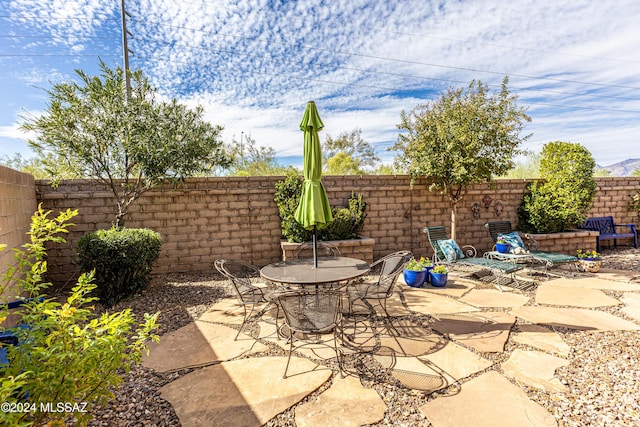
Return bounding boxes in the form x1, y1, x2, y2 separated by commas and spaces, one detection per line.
1, 0, 639, 168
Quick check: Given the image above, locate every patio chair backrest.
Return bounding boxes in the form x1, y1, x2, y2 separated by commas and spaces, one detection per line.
423, 226, 448, 262
372, 252, 411, 296
485, 221, 513, 243
214, 259, 264, 304
293, 242, 341, 259
278, 290, 342, 335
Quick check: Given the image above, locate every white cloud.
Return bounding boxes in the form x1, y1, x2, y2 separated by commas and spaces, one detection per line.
0, 124, 25, 140
2, 0, 639, 166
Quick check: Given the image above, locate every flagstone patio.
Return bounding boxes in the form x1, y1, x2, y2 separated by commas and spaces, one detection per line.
142, 270, 640, 427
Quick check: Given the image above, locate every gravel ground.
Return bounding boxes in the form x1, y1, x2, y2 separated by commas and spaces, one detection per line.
85, 247, 640, 427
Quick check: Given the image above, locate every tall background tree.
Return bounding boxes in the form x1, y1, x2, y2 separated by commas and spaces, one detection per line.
21, 60, 230, 226
322, 128, 380, 175
226, 133, 292, 176
394, 77, 531, 239
0, 153, 57, 180
499, 151, 541, 179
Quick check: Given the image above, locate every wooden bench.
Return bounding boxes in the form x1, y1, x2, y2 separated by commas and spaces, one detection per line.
582, 216, 638, 252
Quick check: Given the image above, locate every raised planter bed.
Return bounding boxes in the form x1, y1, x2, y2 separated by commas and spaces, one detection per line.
280, 236, 375, 264
526, 229, 599, 255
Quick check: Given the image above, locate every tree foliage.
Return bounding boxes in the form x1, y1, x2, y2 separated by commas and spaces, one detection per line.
519, 141, 597, 233
499, 151, 541, 179
21, 60, 231, 226
0, 153, 66, 180
0, 206, 158, 426
226, 133, 293, 176
394, 77, 531, 238
323, 128, 379, 175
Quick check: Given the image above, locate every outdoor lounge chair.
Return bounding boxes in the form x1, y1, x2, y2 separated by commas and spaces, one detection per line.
278, 289, 343, 378
346, 251, 412, 333
484, 221, 578, 275
422, 226, 528, 291
215, 259, 280, 340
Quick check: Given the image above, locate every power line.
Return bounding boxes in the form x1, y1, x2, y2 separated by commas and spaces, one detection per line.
3, 4, 637, 114
0, 53, 118, 57
3, 9, 637, 92
144, 0, 640, 65
133, 53, 639, 115
0, 35, 116, 41
130, 34, 640, 103
0, 13, 119, 22
128, 17, 640, 91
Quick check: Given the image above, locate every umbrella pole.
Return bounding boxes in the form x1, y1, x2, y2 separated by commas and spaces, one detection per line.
313, 225, 318, 268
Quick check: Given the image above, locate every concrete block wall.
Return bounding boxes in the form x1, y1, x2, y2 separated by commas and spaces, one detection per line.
36, 177, 285, 283
34, 175, 640, 285
0, 165, 37, 298
591, 178, 639, 221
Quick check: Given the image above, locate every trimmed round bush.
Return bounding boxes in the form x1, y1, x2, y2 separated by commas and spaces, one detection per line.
77, 227, 162, 306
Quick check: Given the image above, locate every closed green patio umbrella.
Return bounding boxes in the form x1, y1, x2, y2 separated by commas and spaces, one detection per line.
294, 101, 333, 268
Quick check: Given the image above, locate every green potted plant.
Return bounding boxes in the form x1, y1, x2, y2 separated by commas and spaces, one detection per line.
576, 249, 602, 273
403, 256, 432, 288
495, 237, 510, 253
429, 264, 448, 287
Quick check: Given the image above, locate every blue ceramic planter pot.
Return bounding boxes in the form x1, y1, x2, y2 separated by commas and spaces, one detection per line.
496, 243, 510, 253
404, 269, 427, 288
424, 265, 434, 283
430, 272, 448, 287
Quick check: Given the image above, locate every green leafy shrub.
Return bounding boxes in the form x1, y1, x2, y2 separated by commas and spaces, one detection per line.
1, 205, 158, 426
322, 192, 367, 240
77, 227, 162, 307
518, 141, 596, 233
273, 173, 314, 243
405, 256, 431, 271
274, 174, 367, 242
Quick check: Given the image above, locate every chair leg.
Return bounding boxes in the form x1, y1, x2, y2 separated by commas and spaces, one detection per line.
235, 304, 250, 341
255, 301, 282, 339
283, 334, 295, 379
333, 330, 345, 378
380, 299, 400, 336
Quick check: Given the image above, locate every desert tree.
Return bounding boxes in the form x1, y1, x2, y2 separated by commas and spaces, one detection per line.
21, 60, 231, 226
323, 128, 379, 175
394, 77, 531, 239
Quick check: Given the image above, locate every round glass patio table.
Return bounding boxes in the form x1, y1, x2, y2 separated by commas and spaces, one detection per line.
260, 256, 370, 286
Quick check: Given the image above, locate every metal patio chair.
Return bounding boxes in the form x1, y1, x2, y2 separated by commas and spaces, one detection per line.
215, 259, 279, 340
278, 289, 344, 378
345, 251, 412, 334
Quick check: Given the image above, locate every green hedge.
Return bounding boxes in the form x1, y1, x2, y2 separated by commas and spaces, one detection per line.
274, 174, 367, 242
77, 227, 162, 306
